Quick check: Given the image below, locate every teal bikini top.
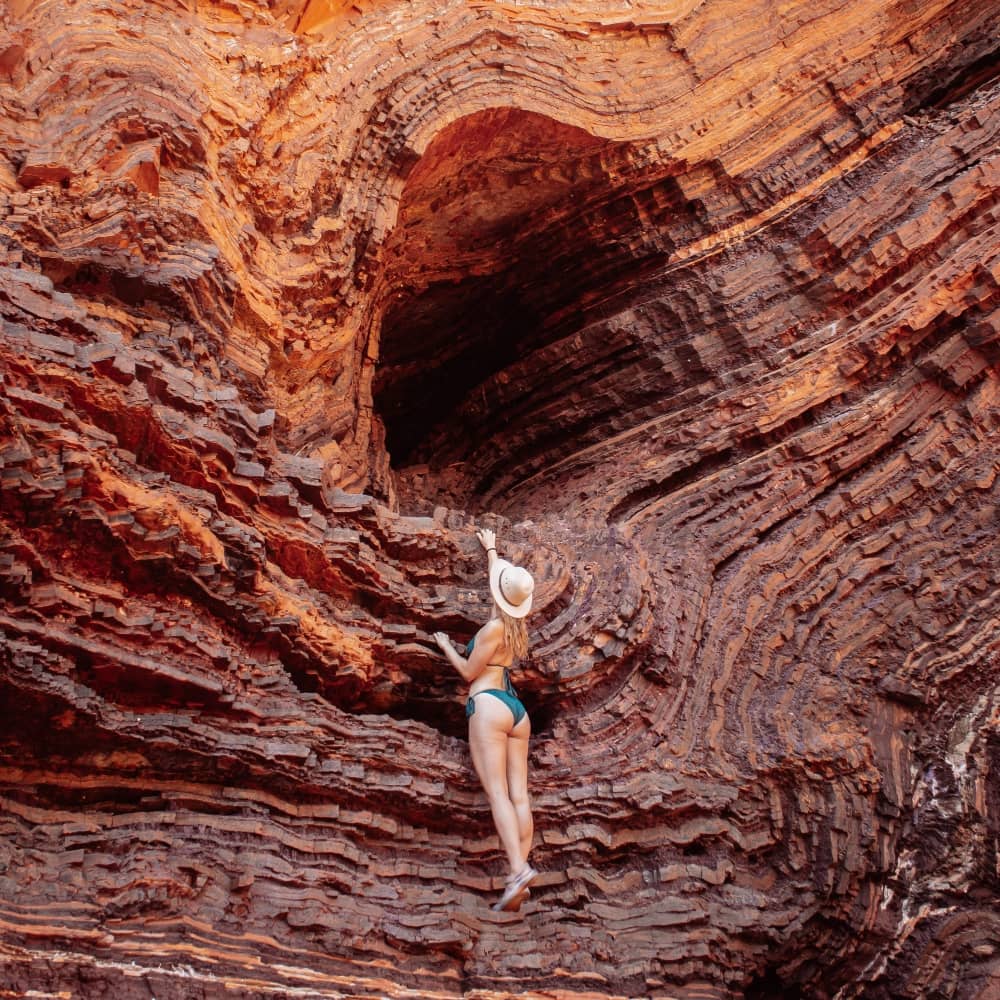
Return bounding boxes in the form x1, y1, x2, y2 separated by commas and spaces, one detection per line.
464, 635, 518, 696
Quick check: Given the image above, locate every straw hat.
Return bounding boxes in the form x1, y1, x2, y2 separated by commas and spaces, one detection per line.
489, 559, 534, 618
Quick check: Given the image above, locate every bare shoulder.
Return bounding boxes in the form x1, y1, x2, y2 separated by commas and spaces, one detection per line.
478, 617, 504, 645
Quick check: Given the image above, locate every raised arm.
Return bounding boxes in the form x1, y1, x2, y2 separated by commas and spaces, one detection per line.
477, 526, 498, 572
430, 525, 505, 680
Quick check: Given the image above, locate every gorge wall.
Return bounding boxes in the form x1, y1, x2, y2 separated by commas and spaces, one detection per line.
1, 0, 998, 997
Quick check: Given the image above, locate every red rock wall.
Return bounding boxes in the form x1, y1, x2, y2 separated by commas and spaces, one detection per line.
1, 1, 998, 997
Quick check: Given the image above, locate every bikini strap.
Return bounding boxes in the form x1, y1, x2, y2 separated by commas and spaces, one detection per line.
503, 667, 518, 698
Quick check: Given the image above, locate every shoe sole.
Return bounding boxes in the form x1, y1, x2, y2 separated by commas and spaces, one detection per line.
492, 887, 528, 912
492, 868, 538, 911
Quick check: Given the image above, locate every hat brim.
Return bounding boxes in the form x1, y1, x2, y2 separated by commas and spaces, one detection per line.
489, 559, 533, 618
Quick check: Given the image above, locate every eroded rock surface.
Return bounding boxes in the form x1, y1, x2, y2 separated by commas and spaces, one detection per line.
1, 1, 998, 997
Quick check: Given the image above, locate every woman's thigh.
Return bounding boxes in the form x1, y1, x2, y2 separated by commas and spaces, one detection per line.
468, 694, 515, 795
506, 713, 531, 802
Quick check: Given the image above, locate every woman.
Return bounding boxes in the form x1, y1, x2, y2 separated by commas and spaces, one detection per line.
433, 527, 538, 911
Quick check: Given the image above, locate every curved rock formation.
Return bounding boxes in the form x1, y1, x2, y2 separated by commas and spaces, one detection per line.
1, 0, 998, 997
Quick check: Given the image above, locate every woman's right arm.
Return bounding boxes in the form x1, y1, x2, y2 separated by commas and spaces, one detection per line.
477, 527, 498, 570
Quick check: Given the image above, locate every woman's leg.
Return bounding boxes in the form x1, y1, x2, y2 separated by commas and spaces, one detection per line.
506, 714, 533, 861
468, 696, 526, 876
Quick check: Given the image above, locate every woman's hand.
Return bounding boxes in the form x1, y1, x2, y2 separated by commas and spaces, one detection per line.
432, 631, 453, 655
476, 527, 496, 552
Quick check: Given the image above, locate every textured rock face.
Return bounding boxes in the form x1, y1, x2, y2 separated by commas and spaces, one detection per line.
1, 0, 998, 997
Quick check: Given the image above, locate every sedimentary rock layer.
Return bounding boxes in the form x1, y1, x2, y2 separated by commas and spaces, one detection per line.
0, 0, 998, 997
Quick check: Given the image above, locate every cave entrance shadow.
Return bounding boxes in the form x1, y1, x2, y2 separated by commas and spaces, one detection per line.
372, 106, 632, 511
744, 968, 805, 1000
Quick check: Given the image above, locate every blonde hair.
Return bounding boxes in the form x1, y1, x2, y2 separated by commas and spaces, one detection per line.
500, 608, 529, 661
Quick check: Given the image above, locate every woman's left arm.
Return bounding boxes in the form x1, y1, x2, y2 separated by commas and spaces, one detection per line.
433, 620, 502, 683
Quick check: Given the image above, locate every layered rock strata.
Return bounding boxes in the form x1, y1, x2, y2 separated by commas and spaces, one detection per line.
0, 0, 998, 997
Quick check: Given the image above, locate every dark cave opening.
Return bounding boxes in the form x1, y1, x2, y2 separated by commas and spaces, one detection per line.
370, 107, 719, 515
744, 968, 804, 1000
371, 107, 650, 507
374, 278, 544, 467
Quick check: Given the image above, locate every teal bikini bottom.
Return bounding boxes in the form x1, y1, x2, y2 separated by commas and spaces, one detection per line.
464, 635, 526, 726
467, 687, 526, 727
